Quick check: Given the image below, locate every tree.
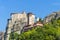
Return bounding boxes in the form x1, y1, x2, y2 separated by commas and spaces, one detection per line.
9, 19, 60, 40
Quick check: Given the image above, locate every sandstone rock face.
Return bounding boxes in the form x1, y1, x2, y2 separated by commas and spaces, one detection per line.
4, 12, 35, 40
44, 11, 60, 23
0, 32, 4, 40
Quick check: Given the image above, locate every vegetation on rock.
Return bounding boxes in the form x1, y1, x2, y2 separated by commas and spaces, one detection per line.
9, 18, 60, 40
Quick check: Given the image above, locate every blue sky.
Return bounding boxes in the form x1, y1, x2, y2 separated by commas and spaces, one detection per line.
0, 0, 60, 32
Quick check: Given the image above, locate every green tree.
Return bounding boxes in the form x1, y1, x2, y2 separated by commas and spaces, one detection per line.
9, 18, 60, 40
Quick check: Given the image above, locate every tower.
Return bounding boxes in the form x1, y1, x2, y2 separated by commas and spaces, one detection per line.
27, 13, 35, 25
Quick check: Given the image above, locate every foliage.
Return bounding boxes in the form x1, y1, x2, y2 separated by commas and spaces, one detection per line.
9, 19, 60, 40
